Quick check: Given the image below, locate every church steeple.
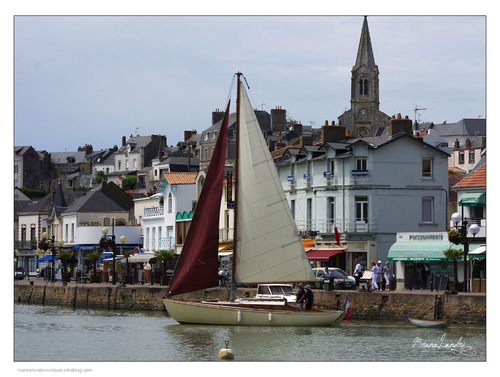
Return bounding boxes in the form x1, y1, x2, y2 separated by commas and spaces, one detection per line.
355, 16, 376, 70
337, 16, 390, 138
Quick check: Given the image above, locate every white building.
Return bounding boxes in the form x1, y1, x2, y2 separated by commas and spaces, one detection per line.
141, 172, 197, 253
275, 118, 450, 275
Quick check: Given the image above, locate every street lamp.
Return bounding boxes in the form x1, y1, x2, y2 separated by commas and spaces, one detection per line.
100, 223, 116, 285
450, 211, 480, 292
41, 232, 56, 283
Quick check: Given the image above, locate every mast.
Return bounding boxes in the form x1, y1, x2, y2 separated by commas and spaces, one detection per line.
231, 72, 242, 301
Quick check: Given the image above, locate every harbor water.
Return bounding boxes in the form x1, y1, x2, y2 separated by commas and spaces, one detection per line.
14, 303, 486, 363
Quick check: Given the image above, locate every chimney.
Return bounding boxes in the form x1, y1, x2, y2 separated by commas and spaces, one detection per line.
298, 135, 312, 148
212, 108, 224, 125
292, 122, 303, 136
122, 136, 126, 146
184, 130, 197, 141
321, 121, 346, 143
465, 138, 471, 148
113, 145, 118, 151
454, 139, 460, 149
271, 106, 286, 132
85, 144, 93, 156
389, 114, 413, 136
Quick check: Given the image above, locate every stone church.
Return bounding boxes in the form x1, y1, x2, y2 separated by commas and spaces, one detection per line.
338, 16, 390, 138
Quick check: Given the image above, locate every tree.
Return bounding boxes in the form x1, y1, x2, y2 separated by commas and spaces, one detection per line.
58, 251, 74, 282
94, 170, 105, 185
154, 250, 175, 285
444, 247, 464, 285
122, 176, 137, 190
85, 252, 102, 282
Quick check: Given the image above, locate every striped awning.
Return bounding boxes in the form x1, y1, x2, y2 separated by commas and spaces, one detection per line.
388, 241, 485, 261
458, 192, 485, 207
387, 241, 458, 261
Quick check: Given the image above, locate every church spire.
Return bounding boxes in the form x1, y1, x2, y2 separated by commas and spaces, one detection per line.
354, 16, 376, 70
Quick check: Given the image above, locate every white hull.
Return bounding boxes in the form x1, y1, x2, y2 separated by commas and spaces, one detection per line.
164, 299, 345, 327
409, 318, 448, 328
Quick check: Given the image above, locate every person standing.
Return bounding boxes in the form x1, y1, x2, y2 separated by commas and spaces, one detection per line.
383, 262, 392, 291
376, 261, 383, 291
296, 283, 305, 310
353, 259, 362, 291
304, 285, 314, 310
370, 261, 379, 292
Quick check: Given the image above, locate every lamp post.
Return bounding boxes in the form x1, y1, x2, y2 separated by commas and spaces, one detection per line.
451, 210, 480, 292
42, 232, 56, 283
120, 236, 127, 285
101, 224, 117, 285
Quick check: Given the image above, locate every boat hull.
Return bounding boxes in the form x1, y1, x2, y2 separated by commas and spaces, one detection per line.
164, 299, 345, 327
408, 318, 448, 328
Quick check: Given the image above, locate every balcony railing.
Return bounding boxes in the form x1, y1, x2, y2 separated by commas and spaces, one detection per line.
144, 206, 164, 218
159, 237, 174, 250
295, 218, 378, 234
15, 240, 37, 250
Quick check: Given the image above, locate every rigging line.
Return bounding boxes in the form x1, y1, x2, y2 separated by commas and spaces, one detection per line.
226, 74, 237, 105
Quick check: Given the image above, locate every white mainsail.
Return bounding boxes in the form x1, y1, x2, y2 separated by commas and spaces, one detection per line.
235, 83, 315, 284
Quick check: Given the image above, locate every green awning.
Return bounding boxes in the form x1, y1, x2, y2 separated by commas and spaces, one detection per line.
458, 192, 485, 207
387, 241, 460, 261
388, 241, 485, 261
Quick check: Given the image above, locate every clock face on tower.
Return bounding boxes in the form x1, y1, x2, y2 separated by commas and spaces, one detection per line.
359, 108, 367, 116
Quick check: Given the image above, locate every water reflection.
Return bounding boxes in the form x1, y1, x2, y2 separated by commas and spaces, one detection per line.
14, 304, 485, 362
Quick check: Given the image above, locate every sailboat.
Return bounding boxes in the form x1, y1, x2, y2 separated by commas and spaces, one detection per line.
163, 72, 345, 326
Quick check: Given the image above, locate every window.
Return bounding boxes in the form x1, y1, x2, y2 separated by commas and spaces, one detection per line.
204, 148, 208, 161
133, 159, 137, 170
469, 150, 475, 164
126, 160, 129, 171
65, 224, 68, 242
14, 165, 18, 173
71, 224, 74, 241
306, 198, 312, 231
356, 157, 367, 171
359, 77, 369, 96
355, 196, 368, 223
290, 200, 295, 220
458, 151, 464, 164
118, 161, 122, 170
422, 197, 433, 223
327, 197, 335, 232
103, 217, 110, 226
30, 225, 36, 241
329, 160, 335, 173
422, 158, 433, 177
168, 193, 173, 213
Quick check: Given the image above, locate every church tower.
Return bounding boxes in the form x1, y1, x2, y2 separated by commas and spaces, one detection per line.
338, 16, 390, 138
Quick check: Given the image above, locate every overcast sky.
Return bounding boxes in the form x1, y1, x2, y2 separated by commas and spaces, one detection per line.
14, 15, 486, 152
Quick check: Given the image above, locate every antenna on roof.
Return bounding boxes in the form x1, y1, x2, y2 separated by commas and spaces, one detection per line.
135, 127, 140, 136
414, 105, 426, 123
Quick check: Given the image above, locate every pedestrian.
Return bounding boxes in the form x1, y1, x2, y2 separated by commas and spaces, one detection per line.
370, 260, 380, 292
304, 285, 314, 310
353, 259, 362, 291
383, 262, 392, 291
296, 283, 305, 310
218, 269, 225, 287
376, 260, 383, 290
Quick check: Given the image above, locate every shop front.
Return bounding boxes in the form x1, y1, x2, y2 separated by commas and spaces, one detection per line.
388, 232, 484, 291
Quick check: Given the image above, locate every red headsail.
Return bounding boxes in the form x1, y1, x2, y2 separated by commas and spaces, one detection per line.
167, 101, 230, 297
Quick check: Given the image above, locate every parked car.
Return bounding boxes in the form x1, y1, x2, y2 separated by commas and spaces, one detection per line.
312, 267, 356, 290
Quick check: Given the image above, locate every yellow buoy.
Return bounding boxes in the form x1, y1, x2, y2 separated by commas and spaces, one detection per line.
218, 348, 234, 360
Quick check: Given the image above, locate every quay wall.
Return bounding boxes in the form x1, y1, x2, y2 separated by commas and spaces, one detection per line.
14, 284, 486, 324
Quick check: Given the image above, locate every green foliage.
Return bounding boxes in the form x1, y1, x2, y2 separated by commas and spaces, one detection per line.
122, 176, 137, 190
94, 170, 105, 184
99, 237, 114, 249
19, 187, 48, 199
155, 250, 175, 261
58, 251, 74, 260
444, 247, 464, 261
85, 251, 102, 261
115, 218, 127, 226
448, 229, 465, 245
